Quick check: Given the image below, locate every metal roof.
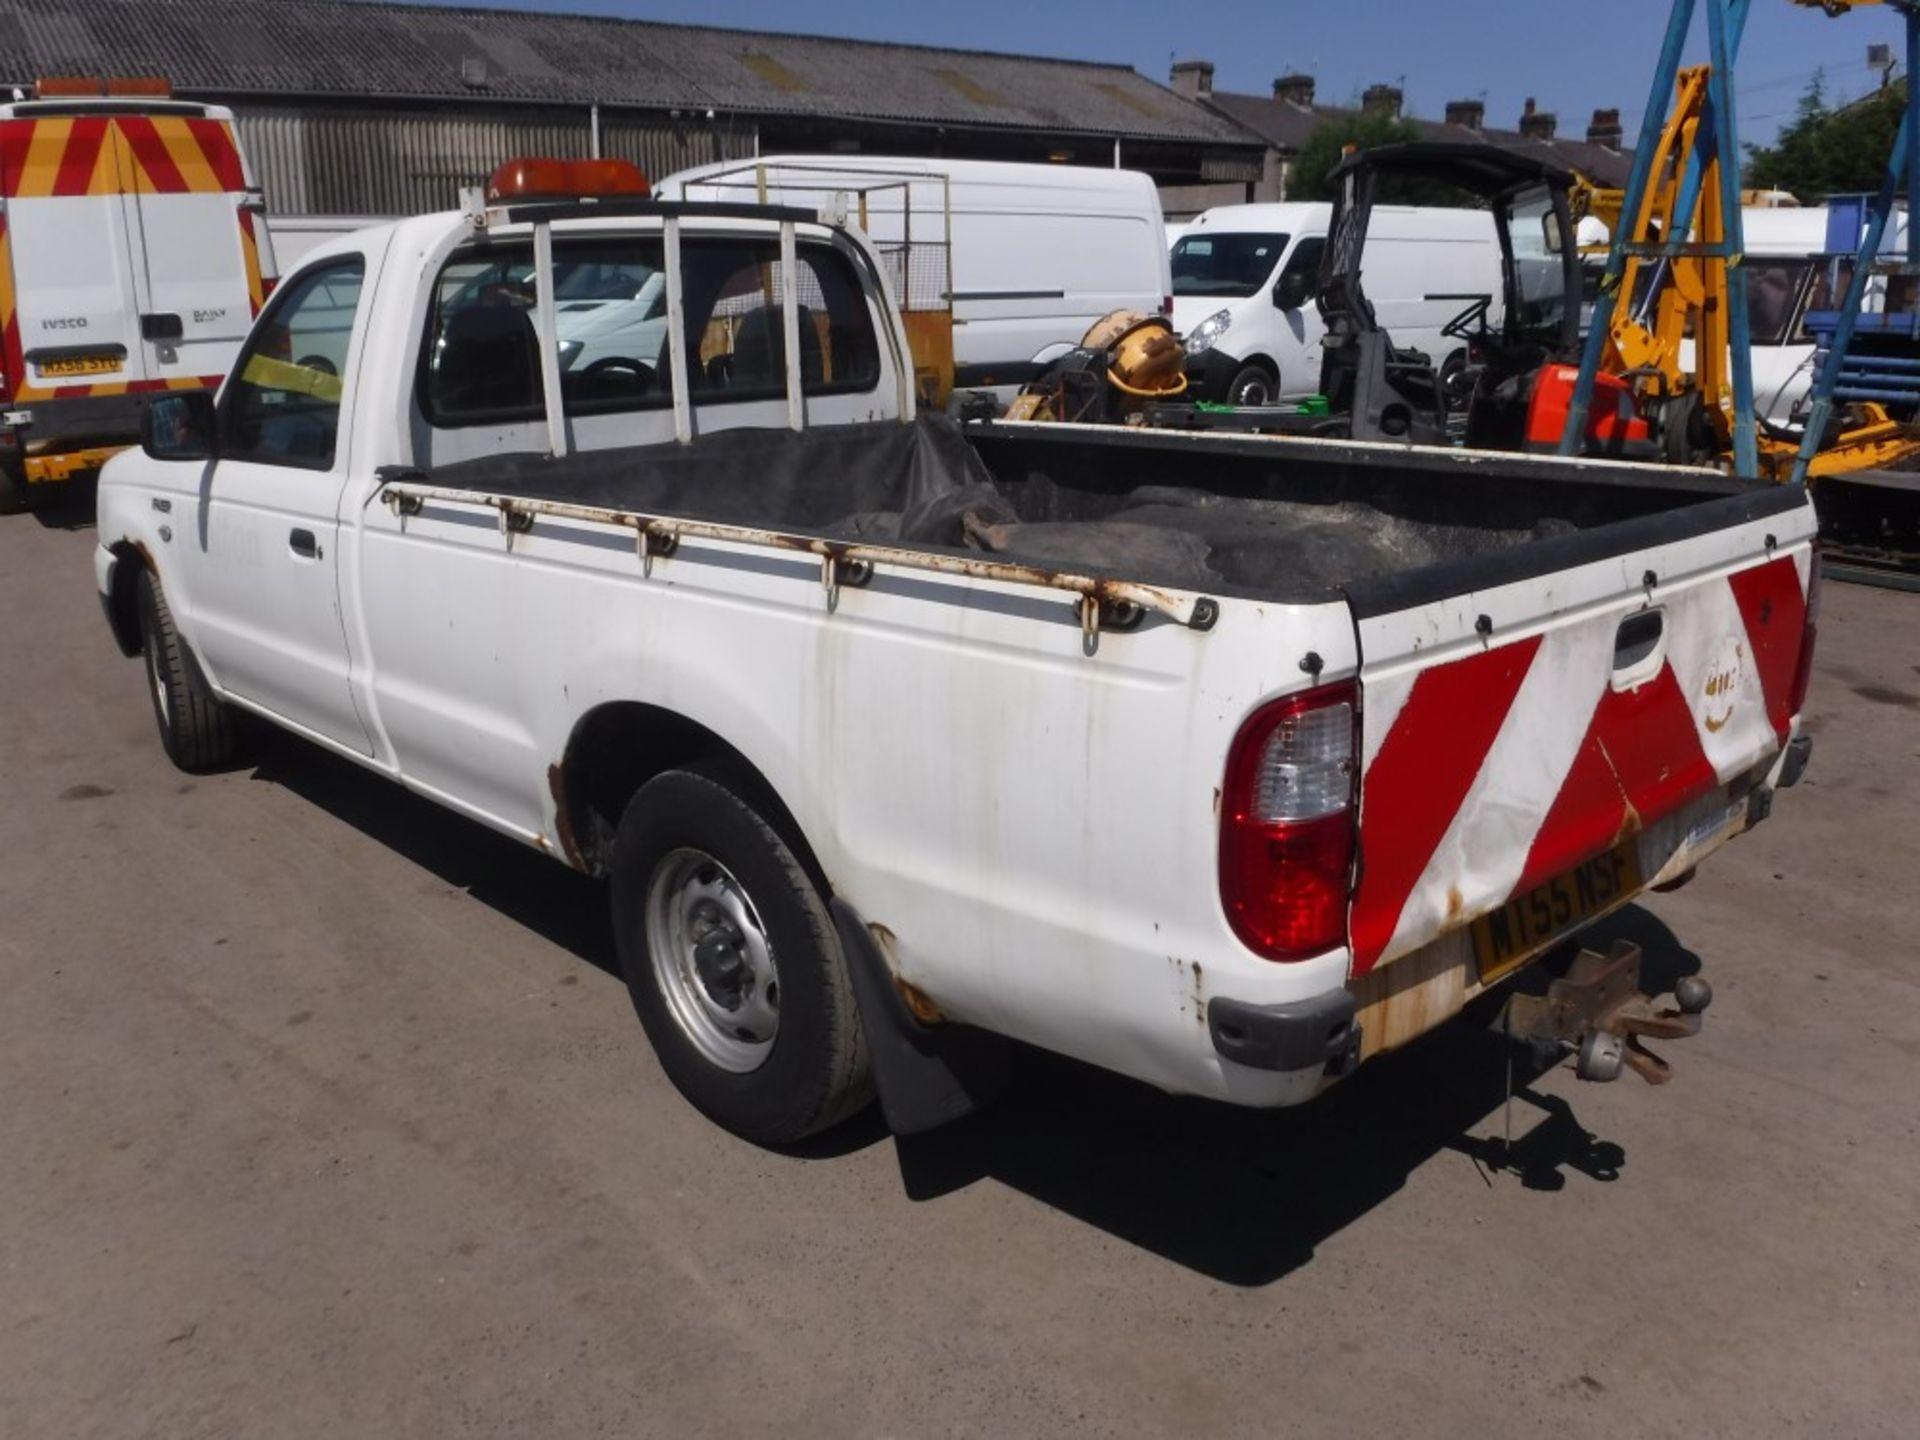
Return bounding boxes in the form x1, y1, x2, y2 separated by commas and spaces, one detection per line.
1206, 90, 1634, 190
0, 0, 1262, 147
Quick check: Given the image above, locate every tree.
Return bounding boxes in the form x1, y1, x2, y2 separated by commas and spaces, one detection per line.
1747, 71, 1905, 201
1288, 112, 1426, 202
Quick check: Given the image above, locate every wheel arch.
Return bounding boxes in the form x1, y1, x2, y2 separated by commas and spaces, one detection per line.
550, 700, 827, 889
104, 539, 152, 658
1227, 353, 1281, 397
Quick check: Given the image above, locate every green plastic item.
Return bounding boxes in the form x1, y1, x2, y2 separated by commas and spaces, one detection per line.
1192, 394, 1330, 416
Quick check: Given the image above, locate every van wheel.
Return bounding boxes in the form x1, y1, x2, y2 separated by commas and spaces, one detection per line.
136, 570, 239, 772
0, 452, 28, 516
1225, 364, 1276, 407
610, 767, 871, 1145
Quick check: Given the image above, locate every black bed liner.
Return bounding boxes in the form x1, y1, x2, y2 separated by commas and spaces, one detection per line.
422, 416, 1805, 607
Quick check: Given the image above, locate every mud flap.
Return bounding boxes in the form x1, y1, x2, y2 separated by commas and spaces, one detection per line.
831, 898, 1012, 1136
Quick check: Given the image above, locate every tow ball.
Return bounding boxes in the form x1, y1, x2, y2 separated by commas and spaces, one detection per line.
1500, 940, 1711, 1085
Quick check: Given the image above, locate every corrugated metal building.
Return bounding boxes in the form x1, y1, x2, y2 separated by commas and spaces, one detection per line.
0, 0, 1266, 216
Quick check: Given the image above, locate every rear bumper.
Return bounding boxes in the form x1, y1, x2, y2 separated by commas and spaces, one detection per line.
1207, 989, 1360, 1076
7, 391, 172, 483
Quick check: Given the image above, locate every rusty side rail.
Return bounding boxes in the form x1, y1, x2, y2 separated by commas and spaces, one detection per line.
377, 481, 1221, 636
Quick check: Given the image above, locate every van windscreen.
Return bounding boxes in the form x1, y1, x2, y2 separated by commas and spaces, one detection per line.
1171, 232, 1289, 298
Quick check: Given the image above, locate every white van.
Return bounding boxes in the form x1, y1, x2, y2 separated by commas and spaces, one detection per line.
265, 214, 386, 271
0, 86, 272, 510
659, 157, 1171, 394
1172, 202, 1504, 406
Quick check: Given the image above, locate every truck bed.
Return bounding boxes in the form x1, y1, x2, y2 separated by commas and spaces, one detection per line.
422, 415, 1803, 606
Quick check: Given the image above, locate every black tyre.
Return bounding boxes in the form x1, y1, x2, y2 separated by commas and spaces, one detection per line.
136, 570, 239, 772
610, 767, 871, 1145
0, 450, 28, 516
1225, 363, 1276, 407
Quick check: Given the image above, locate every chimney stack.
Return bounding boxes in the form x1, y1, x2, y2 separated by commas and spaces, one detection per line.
1519, 97, 1558, 141
1444, 98, 1485, 131
1587, 106, 1623, 148
1169, 59, 1214, 101
1361, 83, 1404, 120
1273, 73, 1316, 107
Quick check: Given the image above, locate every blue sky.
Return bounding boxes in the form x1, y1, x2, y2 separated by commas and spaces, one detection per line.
402, 0, 1909, 147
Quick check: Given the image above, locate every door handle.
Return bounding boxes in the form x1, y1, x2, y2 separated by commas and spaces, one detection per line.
289, 528, 320, 559
1610, 608, 1665, 690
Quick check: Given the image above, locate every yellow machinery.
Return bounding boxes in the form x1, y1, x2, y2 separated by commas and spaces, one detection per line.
1002, 310, 1187, 423
1571, 59, 1920, 481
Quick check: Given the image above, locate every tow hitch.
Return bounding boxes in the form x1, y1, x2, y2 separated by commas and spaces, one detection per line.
1499, 940, 1712, 1085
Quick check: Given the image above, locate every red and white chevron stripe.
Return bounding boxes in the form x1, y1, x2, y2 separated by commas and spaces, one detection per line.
1349, 551, 1812, 976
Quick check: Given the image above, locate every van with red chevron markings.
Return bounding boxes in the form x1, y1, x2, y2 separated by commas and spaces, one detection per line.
0, 78, 272, 512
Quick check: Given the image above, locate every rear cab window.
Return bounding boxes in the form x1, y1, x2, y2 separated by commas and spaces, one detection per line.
418, 229, 884, 451
679, 237, 882, 399
421, 237, 671, 425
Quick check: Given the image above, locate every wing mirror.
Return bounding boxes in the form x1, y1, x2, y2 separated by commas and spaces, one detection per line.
1274, 270, 1314, 310
141, 390, 217, 462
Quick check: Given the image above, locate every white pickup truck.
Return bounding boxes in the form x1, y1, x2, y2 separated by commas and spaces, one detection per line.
94, 164, 1821, 1146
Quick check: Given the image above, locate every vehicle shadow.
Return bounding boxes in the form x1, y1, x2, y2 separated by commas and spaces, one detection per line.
244, 724, 620, 982
28, 475, 99, 531
891, 905, 1702, 1286
239, 724, 1705, 1284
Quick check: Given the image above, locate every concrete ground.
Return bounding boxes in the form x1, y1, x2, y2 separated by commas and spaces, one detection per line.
2, 489, 1917, 1439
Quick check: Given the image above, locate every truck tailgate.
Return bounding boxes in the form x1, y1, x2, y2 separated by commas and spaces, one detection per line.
1345, 485, 1816, 985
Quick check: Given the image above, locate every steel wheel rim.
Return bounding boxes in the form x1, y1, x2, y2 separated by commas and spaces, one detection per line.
1235, 374, 1271, 406
643, 847, 779, 1073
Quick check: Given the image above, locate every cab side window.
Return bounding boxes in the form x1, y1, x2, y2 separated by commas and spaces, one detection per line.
1278, 237, 1324, 290
678, 239, 881, 400
223, 258, 365, 469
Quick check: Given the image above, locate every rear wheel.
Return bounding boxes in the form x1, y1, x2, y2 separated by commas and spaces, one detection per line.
137, 570, 239, 772
610, 767, 870, 1145
0, 450, 28, 516
1225, 363, 1276, 407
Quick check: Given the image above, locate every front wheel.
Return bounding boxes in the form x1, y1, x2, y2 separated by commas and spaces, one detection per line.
137, 570, 239, 772
1224, 363, 1277, 407
610, 767, 871, 1145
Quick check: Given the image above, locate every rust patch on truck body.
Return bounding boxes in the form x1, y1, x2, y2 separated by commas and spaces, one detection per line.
868, 922, 944, 1023
545, 762, 587, 871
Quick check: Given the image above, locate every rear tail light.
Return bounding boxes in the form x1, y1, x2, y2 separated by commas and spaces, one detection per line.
1162, 294, 1174, 317
1788, 543, 1822, 716
1219, 681, 1358, 961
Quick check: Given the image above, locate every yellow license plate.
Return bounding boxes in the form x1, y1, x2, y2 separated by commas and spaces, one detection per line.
39, 355, 124, 378
1471, 841, 1644, 983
